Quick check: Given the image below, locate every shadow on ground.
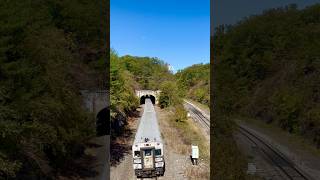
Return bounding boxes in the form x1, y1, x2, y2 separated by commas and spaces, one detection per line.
60, 153, 99, 179
58, 141, 105, 179
110, 109, 141, 166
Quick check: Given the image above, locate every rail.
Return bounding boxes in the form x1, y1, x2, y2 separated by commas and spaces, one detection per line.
238, 126, 311, 180
183, 102, 210, 133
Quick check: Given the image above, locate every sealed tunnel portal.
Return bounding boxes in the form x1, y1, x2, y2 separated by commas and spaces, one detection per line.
96, 107, 109, 136
140, 95, 155, 104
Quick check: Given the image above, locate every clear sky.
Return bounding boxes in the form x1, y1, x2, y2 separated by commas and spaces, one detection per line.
212, 0, 320, 31
111, 0, 210, 72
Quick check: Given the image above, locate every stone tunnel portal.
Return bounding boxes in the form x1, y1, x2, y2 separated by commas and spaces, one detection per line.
96, 107, 109, 136
140, 95, 155, 105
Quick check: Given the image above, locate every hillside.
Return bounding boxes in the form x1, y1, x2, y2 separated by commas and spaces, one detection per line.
212, 3, 320, 178
0, 0, 107, 179
176, 63, 210, 106
110, 52, 212, 130
110, 52, 177, 134
214, 3, 320, 146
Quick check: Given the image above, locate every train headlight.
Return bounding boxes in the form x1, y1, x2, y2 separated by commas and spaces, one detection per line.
133, 158, 141, 164
133, 163, 142, 169
155, 157, 163, 162
155, 162, 164, 167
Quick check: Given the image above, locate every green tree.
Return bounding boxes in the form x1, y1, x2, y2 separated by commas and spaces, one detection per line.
213, 3, 320, 150
0, 0, 107, 178
159, 81, 180, 108
175, 63, 210, 106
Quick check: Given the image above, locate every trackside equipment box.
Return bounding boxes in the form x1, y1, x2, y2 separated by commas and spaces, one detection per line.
192, 145, 199, 159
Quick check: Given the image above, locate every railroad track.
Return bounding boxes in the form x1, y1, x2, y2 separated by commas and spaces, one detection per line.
183, 102, 210, 131
238, 126, 310, 180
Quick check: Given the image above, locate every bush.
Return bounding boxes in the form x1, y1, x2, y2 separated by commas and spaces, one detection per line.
174, 105, 188, 122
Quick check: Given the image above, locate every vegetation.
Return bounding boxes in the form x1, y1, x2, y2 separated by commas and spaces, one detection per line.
211, 114, 247, 179
110, 51, 139, 136
167, 107, 210, 178
213, 3, 320, 179
176, 63, 210, 106
215, 3, 320, 146
0, 0, 106, 179
158, 81, 180, 108
118, 55, 173, 90
110, 52, 210, 130
110, 52, 210, 114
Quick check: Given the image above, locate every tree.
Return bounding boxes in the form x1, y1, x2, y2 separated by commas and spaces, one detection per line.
159, 81, 180, 108
0, 0, 106, 178
175, 63, 210, 106
214, 3, 320, 146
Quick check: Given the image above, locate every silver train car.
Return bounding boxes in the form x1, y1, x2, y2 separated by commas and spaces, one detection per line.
132, 98, 165, 178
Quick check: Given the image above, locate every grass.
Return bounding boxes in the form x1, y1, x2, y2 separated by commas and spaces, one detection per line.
168, 107, 210, 179
175, 119, 210, 162
180, 117, 210, 180
157, 106, 210, 179
167, 107, 210, 163
211, 114, 249, 179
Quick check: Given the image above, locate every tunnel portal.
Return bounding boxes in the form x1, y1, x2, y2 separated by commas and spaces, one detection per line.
96, 107, 109, 136
140, 95, 155, 105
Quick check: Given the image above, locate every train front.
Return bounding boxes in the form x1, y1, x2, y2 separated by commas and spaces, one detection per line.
132, 98, 165, 178
132, 141, 165, 177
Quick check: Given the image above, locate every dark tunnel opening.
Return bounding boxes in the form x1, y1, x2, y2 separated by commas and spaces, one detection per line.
96, 107, 110, 136
140, 95, 155, 105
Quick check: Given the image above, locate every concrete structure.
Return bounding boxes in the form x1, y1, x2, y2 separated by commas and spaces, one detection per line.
136, 90, 161, 104
80, 90, 109, 116
80, 89, 109, 135
80, 90, 109, 180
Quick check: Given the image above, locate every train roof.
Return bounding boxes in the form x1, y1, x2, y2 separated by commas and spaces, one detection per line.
133, 98, 162, 145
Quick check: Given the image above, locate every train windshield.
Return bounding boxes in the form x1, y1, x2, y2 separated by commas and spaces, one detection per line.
134, 151, 140, 157
155, 149, 161, 156
144, 149, 152, 156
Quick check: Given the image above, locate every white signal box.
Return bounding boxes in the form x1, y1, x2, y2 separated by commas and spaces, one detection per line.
191, 145, 199, 159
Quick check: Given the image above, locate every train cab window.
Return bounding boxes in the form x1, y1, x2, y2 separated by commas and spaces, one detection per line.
134, 151, 140, 157
144, 149, 152, 156
155, 149, 161, 156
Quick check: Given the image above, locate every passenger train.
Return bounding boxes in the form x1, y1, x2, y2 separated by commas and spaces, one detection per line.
132, 98, 165, 178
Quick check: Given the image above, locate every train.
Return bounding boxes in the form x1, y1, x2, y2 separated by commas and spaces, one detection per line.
132, 98, 165, 178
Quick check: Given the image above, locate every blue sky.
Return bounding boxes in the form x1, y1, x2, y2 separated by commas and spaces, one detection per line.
111, 0, 210, 72
212, 0, 319, 29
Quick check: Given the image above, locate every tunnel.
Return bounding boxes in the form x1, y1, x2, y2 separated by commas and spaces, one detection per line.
140, 95, 155, 104
96, 107, 110, 136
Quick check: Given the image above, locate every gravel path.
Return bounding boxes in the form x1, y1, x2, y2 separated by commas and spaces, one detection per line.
110, 106, 142, 180
156, 107, 190, 180
110, 154, 135, 180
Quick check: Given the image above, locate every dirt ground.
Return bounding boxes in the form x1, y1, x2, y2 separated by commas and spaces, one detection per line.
156, 106, 210, 180
110, 105, 209, 180
110, 106, 142, 180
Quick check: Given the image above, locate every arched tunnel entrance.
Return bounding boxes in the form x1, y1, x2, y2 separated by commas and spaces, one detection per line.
96, 107, 110, 136
140, 95, 155, 105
